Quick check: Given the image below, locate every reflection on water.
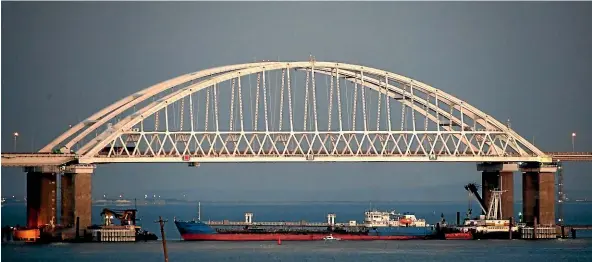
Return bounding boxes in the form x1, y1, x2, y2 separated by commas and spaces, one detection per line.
3, 238, 592, 262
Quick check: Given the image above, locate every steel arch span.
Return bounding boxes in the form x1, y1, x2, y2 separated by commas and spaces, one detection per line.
40, 60, 552, 164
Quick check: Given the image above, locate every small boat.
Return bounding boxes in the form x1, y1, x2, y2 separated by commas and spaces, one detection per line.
323, 234, 341, 241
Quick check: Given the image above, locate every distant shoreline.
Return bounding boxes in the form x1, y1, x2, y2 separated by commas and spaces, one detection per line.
2, 200, 591, 207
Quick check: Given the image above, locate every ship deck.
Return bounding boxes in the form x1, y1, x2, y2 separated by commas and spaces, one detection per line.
204, 221, 430, 230
206, 221, 337, 227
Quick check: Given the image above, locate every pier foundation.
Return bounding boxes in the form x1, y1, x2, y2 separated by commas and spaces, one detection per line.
61, 174, 74, 227
61, 165, 94, 230
477, 163, 517, 219
25, 167, 59, 228
521, 165, 557, 226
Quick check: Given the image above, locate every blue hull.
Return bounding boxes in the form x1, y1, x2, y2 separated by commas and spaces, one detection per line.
368, 226, 434, 236
175, 220, 217, 235
175, 220, 434, 237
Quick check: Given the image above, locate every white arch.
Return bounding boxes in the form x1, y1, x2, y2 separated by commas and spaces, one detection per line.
71, 61, 546, 161
40, 62, 277, 153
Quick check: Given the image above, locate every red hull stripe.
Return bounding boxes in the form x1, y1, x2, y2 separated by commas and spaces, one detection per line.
181, 233, 425, 241
444, 233, 473, 240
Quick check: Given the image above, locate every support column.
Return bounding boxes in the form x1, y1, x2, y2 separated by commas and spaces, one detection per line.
522, 172, 537, 225
521, 165, 557, 226
481, 172, 498, 214
477, 163, 517, 220
25, 167, 59, 229
60, 174, 74, 227
63, 165, 95, 230
500, 171, 514, 219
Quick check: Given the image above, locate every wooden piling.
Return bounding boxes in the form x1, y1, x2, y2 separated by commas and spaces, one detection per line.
509, 217, 513, 240
155, 217, 169, 262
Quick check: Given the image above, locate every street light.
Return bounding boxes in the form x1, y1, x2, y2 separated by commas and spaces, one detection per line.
13, 132, 19, 152
572, 132, 576, 152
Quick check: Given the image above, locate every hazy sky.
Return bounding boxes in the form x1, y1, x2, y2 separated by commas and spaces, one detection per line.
2, 2, 591, 202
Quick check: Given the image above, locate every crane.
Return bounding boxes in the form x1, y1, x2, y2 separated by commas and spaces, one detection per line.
464, 183, 487, 215
100, 208, 138, 227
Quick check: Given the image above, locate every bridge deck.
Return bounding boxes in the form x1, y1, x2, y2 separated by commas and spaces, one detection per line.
546, 152, 592, 162
1, 152, 591, 167
1, 153, 77, 167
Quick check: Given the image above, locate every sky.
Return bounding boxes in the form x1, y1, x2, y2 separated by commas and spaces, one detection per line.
2, 2, 591, 202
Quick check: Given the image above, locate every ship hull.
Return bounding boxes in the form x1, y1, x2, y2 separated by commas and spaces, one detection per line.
175, 220, 433, 241
180, 233, 426, 241
442, 228, 521, 240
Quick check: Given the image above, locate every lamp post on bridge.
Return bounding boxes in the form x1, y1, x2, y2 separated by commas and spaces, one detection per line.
572, 132, 576, 152
13, 132, 19, 152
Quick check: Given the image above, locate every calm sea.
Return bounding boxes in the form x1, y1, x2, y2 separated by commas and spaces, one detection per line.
2, 202, 592, 261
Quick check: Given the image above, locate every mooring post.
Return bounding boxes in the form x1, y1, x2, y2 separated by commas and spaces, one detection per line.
75, 217, 80, 240
509, 217, 513, 240
155, 216, 169, 262
561, 225, 565, 239
533, 217, 538, 240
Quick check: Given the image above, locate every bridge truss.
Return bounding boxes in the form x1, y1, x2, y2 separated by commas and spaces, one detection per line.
37, 60, 549, 164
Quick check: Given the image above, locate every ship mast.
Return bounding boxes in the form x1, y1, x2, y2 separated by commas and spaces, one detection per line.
486, 176, 506, 220
198, 201, 201, 221
486, 190, 504, 220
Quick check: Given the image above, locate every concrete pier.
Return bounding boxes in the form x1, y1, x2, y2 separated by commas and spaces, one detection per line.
61, 174, 74, 227
61, 165, 94, 230
521, 165, 557, 226
26, 171, 57, 228
477, 163, 517, 219
25, 165, 94, 231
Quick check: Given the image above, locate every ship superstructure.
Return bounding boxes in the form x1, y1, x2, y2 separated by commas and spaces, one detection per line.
363, 210, 427, 227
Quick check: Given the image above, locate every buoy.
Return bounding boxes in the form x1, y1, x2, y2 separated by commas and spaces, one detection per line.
277, 237, 281, 245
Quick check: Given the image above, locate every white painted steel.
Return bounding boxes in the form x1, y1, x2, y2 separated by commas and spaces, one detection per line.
31, 61, 551, 164
40, 62, 276, 153
79, 156, 545, 164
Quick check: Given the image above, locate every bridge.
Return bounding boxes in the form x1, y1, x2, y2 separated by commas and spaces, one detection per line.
1, 60, 589, 234
2, 152, 591, 167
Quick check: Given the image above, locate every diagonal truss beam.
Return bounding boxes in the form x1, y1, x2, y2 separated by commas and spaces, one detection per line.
59, 61, 547, 162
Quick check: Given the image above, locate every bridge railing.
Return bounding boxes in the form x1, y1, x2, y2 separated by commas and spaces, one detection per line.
546, 152, 592, 156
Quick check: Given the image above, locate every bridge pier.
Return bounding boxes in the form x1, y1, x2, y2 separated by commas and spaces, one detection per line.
520, 164, 557, 226
61, 165, 94, 230
25, 165, 94, 231
25, 167, 59, 228
477, 163, 517, 219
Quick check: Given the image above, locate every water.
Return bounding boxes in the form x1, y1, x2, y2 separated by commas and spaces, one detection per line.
2, 202, 592, 261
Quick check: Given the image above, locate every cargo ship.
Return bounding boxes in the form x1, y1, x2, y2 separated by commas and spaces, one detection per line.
174, 204, 436, 241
